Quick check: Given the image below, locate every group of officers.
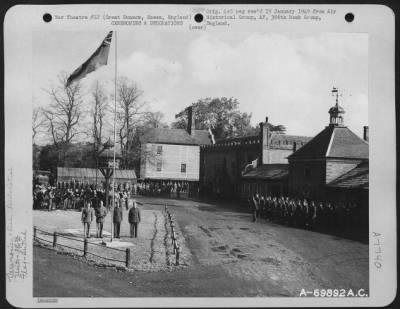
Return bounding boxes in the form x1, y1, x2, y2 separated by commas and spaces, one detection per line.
80, 198, 142, 239
248, 194, 366, 233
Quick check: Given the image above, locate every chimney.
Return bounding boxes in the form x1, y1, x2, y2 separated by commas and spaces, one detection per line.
259, 116, 270, 165
187, 106, 195, 135
363, 126, 369, 142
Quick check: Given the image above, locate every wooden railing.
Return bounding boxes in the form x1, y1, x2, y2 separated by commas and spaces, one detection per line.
33, 226, 131, 267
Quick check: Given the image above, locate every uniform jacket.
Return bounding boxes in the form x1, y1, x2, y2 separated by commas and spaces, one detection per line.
251, 198, 259, 211
113, 207, 123, 223
81, 207, 94, 223
95, 206, 107, 223
128, 207, 141, 224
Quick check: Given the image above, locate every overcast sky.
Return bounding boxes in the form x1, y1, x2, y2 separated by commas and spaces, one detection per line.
33, 30, 368, 139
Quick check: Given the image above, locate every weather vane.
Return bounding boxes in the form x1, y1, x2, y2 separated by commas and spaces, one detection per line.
331, 86, 343, 106
331, 86, 352, 107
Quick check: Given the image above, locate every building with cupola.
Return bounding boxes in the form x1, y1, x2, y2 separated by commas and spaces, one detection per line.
288, 88, 369, 204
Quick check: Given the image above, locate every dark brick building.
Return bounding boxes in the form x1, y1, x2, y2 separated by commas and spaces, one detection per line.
200, 117, 311, 198
288, 96, 369, 200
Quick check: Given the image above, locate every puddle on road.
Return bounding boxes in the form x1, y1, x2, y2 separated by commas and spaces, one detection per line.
212, 245, 229, 252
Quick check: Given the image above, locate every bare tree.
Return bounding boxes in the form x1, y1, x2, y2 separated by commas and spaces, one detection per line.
42, 72, 83, 165
32, 106, 46, 143
143, 111, 168, 129
115, 76, 147, 168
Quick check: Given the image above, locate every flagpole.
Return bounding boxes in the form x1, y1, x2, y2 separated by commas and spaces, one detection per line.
111, 31, 117, 243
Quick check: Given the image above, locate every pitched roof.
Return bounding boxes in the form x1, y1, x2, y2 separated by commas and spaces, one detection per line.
327, 162, 369, 189
139, 128, 199, 145
242, 164, 289, 180
288, 125, 368, 160
191, 130, 212, 145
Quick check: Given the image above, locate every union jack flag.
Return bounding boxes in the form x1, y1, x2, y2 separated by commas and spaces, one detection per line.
66, 31, 113, 86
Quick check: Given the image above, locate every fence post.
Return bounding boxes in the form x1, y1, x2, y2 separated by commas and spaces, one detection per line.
53, 232, 57, 248
174, 236, 179, 254
33, 227, 37, 241
126, 248, 131, 268
83, 238, 88, 257
176, 246, 180, 265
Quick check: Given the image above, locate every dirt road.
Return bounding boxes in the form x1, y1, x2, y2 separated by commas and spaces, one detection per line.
34, 196, 369, 297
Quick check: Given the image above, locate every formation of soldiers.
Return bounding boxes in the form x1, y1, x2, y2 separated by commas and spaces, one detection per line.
33, 183, 133, 211
248, 194, 367, 233
137, 180, 199, 198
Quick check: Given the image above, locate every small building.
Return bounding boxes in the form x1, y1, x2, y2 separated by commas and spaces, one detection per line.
288, 89, 369, 200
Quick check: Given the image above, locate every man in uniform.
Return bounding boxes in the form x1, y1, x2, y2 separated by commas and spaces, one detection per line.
128, 200, 141, 238
303, 199, 310, 229
95, 200, 107, 238
113, 201, 123, 239
250, 195, 259, 222
255, 194, 261, 219
81, 201, 94, 238
48, 188, 54, 212
309, 201, 317, 230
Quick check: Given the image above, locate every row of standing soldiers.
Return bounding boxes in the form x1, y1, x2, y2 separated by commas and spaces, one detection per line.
137, 180, 199, 198
33, 186, 131, 211
249, 194, 366, 233
81, 200, 141, 239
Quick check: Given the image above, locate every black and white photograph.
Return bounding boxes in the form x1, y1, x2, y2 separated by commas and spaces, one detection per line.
4, 4, 396, 307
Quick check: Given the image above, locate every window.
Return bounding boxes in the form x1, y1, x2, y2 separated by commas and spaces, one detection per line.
157, 145, 163, 155
156, 161, 162, 172
181, 163, 186, 173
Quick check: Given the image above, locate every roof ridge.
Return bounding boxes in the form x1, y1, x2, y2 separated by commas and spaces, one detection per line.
325, 129, 335, 157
